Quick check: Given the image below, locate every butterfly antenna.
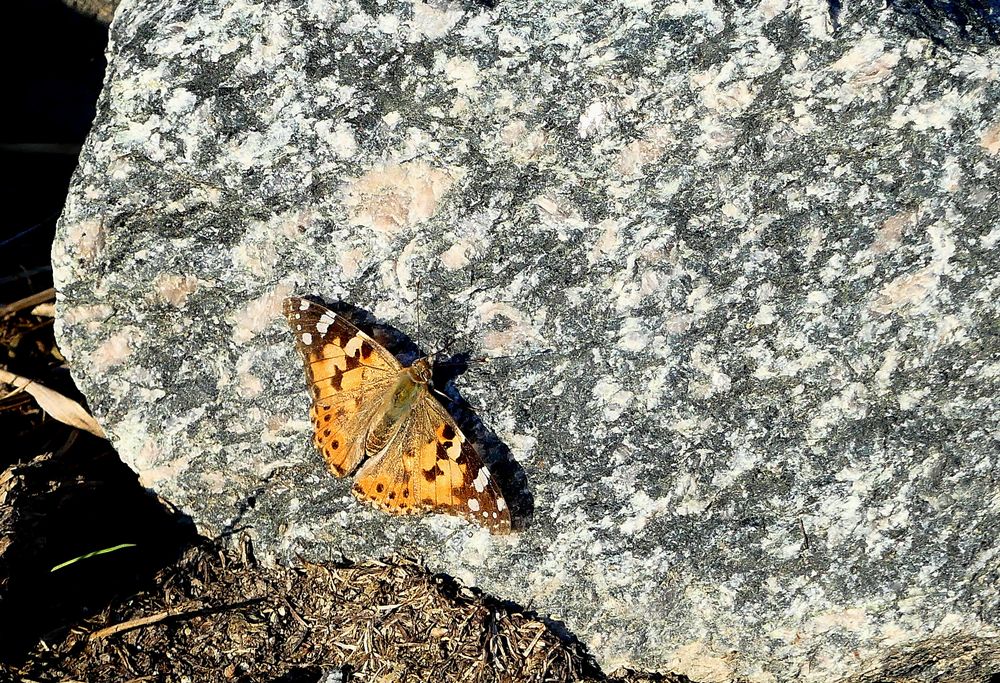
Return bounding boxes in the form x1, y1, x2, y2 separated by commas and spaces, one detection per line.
437, 349, 555, 367
416, 277, 422, 350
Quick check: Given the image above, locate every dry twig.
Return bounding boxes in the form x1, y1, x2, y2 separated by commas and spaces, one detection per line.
0, 287, 56, 317
88, 601, 204, 641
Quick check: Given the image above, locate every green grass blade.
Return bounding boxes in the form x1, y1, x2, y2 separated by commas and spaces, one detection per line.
50, 543, 138, 572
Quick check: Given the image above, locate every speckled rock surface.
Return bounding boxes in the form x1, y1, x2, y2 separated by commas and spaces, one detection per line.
53, 0, 1000, 680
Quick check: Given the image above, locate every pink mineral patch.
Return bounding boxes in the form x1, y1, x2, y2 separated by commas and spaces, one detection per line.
343, 161, 458, 235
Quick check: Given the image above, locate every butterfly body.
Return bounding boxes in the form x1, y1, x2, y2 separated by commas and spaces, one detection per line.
283, 297, 511, 534
366, 362, 431, 454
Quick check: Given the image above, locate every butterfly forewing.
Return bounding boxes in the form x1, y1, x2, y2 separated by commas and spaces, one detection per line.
284, 296, 512, 535
283, 297, 398, 476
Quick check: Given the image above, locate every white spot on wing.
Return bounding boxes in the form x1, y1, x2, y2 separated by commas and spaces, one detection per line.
345, 335, 364, 356
497, 498, 506, 511
317, 312, 337, 335
467, 498, 480, 512
299, 300, 310, 310
301, 332, 312, 345
473, 467, 490, 493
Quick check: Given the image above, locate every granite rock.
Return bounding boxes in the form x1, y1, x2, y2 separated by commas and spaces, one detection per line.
53, 0, 1000, 680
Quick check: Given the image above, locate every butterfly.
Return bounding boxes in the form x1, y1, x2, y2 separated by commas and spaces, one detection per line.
282, 296, 512, 534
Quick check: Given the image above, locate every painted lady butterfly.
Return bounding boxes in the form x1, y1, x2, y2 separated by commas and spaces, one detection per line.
283, 297, 512, 534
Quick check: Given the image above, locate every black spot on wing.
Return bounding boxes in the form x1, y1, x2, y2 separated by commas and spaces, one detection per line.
422, 464, 444, 482
436, 441, 453, 460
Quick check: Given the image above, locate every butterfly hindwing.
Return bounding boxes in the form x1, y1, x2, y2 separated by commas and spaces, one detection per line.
352, 388, 512, 534
283, 297, 398, 476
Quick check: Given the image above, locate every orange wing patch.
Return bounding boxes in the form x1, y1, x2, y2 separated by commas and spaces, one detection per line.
309, 399, 360, 476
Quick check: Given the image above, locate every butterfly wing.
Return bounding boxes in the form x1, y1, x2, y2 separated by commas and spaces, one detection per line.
283, 297, 400, 477
352, 387, 512, 534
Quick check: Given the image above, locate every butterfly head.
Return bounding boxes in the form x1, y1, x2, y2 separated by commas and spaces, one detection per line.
407, 357, 434, 385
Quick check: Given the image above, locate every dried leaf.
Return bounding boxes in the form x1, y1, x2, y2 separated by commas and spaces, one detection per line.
0, 368, 106, 438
